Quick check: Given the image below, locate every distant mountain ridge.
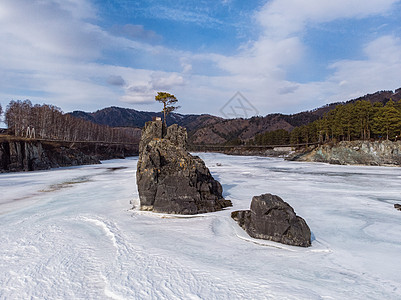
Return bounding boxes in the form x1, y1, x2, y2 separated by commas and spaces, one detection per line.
69, 107, 223, 131
70, 88, 401, 144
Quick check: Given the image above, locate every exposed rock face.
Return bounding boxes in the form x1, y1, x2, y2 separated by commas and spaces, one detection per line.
395, 204, 401, 211
0, 140, 100, 172
136, 121, 232, 214
289, 141, 401, 166
232, 193, 311, 247
223, 146, 294, 158
1, 140, 49, 172
0, 138, 138, 173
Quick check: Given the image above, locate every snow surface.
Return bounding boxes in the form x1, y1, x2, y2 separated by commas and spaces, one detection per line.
1, 154, 401, 299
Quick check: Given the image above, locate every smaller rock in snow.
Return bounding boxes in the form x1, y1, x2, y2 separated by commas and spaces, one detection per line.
232, 193, 311, 247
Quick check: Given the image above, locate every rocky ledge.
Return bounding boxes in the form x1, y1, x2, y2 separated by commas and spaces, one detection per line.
232, 193, 311, 247
136, 121, 232, 214
223, 146, 294, 158
288, 140, 401, 166
0, 138, 138, 173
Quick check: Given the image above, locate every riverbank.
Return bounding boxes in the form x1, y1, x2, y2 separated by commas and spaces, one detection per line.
288, 140, 401, 166
188, 145, 295, 158
0, 135, 138, 172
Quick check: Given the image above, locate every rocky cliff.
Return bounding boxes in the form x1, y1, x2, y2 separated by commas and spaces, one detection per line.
289, 140, 401, 166
136, 121, 232, 214
0, 138, 138, 172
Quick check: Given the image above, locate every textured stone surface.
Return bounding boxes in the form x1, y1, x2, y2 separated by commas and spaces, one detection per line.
232, 193, 311, 247
136, 121, 232, 214
395, 204, 401, 211
0, 139, 138, 173
0, 140, 100, 172
289, 141, 401, 166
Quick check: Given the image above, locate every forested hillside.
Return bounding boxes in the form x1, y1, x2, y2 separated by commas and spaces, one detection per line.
254, 99, 401, 146
69, 106, 223, 131
2, 88, 400, 147
3, 100, 141, 143
69, 88, 401, 146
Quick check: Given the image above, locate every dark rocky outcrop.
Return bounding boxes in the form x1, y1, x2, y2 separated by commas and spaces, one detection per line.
395, 204, 401, 211
136, 121, 232, 214
288, 141, 401, 166
0, 140, 100, 172
232, 193, 311, 247
0, 138, 138, 173
223, 146, 294, 158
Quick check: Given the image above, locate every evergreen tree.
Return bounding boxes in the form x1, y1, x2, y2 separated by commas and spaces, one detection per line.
353, 100, 373, 140
395, 99, 401, 112
371, 100, 401, 140
290, 126, 302, 145
155, 92, 180, 126
331, 106, 344, 140
254, 129, 290, 145
282, 98, 400, 144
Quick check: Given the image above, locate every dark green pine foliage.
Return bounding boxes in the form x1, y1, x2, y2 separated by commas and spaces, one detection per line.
372, 100, 401, 140
254, 129, 290, 145
253, 99, 401, 145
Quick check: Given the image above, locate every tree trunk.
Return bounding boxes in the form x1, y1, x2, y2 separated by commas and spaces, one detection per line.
163, 102, 167, 126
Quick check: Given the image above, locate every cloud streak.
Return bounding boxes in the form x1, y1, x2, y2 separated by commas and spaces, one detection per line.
257, 0, 400, 38
110, 24, 162, 43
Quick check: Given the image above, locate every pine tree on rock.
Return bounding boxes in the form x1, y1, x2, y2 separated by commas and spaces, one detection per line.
155, 92, 180, 126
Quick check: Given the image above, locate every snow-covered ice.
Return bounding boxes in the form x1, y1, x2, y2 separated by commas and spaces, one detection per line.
1, 154, 400, 299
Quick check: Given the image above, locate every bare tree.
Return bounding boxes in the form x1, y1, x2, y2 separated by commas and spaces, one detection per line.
4, 100, 141, 143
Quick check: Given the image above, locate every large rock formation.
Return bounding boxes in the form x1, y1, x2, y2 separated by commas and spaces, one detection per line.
289, 140, 401, 166
136, 120, 232, 214
232, 194, 311, 247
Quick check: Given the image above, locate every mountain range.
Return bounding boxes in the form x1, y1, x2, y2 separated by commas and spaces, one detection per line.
70, 88, 401, 145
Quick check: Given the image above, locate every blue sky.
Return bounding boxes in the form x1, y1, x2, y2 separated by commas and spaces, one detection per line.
0, 0, 401, 118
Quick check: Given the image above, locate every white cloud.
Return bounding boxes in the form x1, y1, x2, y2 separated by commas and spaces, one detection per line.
180, 58, 193, 74
121, 73, 186, 105
214, 37, 304, 77
198, 0, 401, 114
121, 85, 155, 105
0, 0, 103, 60
257, 0, 399, 38
323, 35, 401, 101
110, 24, 162, 43
151, 73, 185, 90
0, 0, 171, 111
364, 35, 401, 63
107, 75, 126, 86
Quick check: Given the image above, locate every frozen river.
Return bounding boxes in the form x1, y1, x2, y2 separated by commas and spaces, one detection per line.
1, 153, 400, 299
